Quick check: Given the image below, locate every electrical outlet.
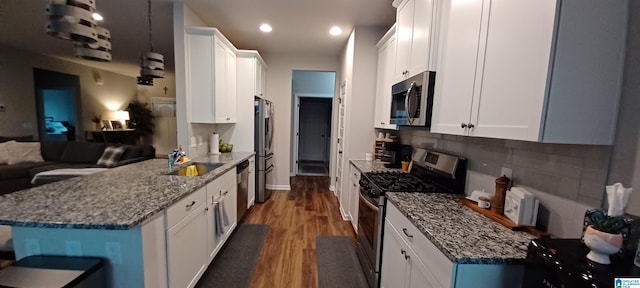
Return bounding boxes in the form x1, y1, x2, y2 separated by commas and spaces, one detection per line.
66, 241, 82, 256
24, 239, 41, 256
501, 167, 513, 179
190, 136, 197, 148
105, 242, 122, 264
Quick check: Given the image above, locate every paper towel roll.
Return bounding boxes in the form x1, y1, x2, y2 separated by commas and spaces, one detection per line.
210, 133, 220, 155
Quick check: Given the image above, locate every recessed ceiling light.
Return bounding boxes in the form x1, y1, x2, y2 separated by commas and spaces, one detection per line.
260, 24, 272, 33
92, 12, 103, 21
329, 26, 342, 36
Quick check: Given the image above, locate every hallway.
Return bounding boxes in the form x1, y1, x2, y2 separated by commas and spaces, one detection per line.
241, 176, 356, 288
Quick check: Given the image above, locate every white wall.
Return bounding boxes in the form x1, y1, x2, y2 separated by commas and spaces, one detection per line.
609, 1, 640, 215
173, 3, 211, 156
338, 26, 384, 198
261, 53, 340, 189
0, 44, 138, 139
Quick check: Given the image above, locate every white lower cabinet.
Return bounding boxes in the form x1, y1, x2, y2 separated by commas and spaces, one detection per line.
166, 187, 208, 288
206, 168, 237, 261
381, 218, 445, 288
348, 163, 361, 231
167, 168, 238, 288
382, 201, 526, 288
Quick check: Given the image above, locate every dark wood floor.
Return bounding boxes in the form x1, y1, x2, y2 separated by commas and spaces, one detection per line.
241, 176, 356, 288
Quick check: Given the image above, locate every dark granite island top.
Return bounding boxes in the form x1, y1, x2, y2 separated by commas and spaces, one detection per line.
0, 152, 255, 230
385, 192, 536, 264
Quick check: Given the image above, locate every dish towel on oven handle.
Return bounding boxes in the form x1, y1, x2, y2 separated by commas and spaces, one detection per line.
214, 198, 230, 235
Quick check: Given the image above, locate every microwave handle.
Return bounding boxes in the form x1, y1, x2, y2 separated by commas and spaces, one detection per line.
405, 81, 417, 125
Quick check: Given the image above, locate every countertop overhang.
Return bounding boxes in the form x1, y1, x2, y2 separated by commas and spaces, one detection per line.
0, 152, 255, 230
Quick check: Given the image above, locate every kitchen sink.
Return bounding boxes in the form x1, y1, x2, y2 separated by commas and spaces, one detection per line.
166, 162, 224, 176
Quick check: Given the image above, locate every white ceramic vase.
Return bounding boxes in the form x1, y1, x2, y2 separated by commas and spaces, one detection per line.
582, 225, 623, 265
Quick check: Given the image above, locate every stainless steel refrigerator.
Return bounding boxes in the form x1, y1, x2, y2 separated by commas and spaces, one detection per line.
254, 96, 274, 202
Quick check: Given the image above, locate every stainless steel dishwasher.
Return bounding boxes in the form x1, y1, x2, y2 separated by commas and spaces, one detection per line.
236, 160, 250, 221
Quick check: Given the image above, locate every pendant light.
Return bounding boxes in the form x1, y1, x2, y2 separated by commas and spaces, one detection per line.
138, 0, 164, 86
46, 0, 112, 62
46, 0, 98, 44
74, 25, 112, 61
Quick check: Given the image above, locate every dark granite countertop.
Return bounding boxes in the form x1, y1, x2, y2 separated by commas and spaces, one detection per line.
350, 160, 402, 173
386, 192, 535, 264
0, 152, 254, 230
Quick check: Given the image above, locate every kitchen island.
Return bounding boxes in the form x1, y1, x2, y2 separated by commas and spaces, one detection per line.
0, 152, 255, 288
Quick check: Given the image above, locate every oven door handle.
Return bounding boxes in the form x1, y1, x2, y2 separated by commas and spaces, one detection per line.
359, 191, 379, 212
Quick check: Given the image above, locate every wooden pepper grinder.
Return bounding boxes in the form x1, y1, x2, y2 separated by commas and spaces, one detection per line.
491, 176, 510, 215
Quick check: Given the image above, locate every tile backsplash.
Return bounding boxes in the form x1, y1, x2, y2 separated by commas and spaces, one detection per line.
396, 129, 611, 208
394, 129, 613, 237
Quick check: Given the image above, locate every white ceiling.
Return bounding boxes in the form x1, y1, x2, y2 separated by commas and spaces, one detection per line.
0, 0, 395, 77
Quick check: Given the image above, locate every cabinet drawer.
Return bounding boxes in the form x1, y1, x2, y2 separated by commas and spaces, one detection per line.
167, 186, 207, 228
350, 169, 361, 183
206, 169, 236, 203
386, 201, 453, 287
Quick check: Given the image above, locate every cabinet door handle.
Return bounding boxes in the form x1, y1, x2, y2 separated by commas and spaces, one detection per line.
226, 117, 231, 120
186, 201, 196, 208
404, 253, 410, 260
468, 123, 475, 129
381, 122, 385, 125
205, 207, 209, 211
401, 249, 406, 255
223, 190, 228, 196
402, 228, 413, 239
353, 183, 356, 187
461, 122, 467, 128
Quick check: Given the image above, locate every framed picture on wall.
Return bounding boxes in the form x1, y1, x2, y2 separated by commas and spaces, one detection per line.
111, 120, 123, 130
102, 120, 112, 130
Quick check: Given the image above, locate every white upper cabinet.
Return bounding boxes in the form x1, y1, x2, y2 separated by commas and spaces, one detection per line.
431, 0, 627, 145
255, 59, 266, 97
186, 27, 237, 124
393, 0, 438, 82
374, 26, 398, 130
237, 51, 267, 98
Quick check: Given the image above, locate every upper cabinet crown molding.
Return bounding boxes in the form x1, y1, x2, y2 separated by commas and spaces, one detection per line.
431, 0, 627, 145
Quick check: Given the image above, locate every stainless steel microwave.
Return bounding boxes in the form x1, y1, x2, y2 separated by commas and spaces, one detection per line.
389, 71, 435, 126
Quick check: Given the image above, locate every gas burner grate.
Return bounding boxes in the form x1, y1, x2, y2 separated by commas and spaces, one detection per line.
364, 171, 440, 193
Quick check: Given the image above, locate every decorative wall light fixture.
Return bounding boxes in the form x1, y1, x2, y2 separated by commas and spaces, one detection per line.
46, 0, 112, 62
137, 0, 164, 86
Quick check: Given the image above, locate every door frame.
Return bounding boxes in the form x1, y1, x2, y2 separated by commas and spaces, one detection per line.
293, 93, 333, 175
33, 68, 83, 141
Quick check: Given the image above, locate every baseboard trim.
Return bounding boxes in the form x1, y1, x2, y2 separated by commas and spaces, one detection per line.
266, 184, 291, 190
329, 185, 335, 192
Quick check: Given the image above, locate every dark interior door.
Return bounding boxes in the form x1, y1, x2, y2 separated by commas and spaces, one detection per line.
298, 97, 332, 162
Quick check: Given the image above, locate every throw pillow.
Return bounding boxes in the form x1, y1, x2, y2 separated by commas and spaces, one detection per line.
6, 141, 45, 165
0, 140, 15, 164
97, 146, 126, 168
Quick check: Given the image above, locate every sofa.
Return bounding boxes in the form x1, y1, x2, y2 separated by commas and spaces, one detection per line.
0, 138, 155, 195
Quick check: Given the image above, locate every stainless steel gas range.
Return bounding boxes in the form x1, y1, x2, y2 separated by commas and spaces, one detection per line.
355, 149, 467, 288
